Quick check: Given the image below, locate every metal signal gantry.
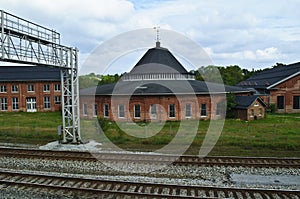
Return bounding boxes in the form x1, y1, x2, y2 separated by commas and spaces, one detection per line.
0, 10, 81, 143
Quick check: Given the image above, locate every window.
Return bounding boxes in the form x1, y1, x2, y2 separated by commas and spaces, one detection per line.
277, 96, 284, 109
28, 84, 34, 92
201, 104, 207, 116
169, 104, 176, 118
200, 104, 207, 117
118, 104, 125, 118
150, 104, 157, 114
11, 85, 18, 93
12, 98, 19, 110
83, 104, 88, 115
216, 102, 223, 116
259, 108, 263, 116
93, 104, 98, 117
293, 96, 300, 109
43, 84, 50, 92
26, 97, 37, 112
54, 96, 61, 104
54, 84, 61, 92
44, 96, 50, 109
150, 104, 157, 119
185, 104, 191, 118
134, 104, 141, 118
250, 109, 254, 117
0, 85, 7, 93
104, 103, 109, 118
1, 98, 8, 111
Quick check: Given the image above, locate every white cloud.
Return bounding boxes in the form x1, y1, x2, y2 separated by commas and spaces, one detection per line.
205, 47, 286, 65
1, 0, 299, 70
256, 47, 286, 60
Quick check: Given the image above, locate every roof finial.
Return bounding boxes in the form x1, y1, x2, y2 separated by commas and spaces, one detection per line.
153, 26, 160, 47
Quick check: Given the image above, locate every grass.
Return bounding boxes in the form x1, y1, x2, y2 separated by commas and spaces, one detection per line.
0, 111, 61, 145
0, 111, 299, 157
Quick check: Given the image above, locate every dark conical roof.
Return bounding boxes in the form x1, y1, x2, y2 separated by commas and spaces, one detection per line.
129, 43, 189, 74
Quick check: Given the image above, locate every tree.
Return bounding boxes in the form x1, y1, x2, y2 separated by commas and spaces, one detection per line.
194, 65, 245, 85
195, 65, 223, 83
79, 73, 101, 89
219, 65, 244, 86
226, 93, 237, 118
98, 74, 121, 86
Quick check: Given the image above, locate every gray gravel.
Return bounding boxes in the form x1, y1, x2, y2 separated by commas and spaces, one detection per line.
0, 156, 299, 198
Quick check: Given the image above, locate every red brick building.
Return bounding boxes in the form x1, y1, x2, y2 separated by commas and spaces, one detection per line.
234, 96, 266, 120
80, 42, 251, 121
0, 66, 61, 112
238, 62, 300, 113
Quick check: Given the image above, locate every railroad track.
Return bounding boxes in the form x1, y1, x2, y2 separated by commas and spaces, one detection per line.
0, 170, 299, 199
0, 147, 299, 168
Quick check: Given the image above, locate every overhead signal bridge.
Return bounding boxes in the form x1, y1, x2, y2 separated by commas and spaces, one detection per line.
0, 10, 81, 143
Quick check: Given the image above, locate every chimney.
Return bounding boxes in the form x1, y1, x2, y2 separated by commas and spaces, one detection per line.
156, 41, 160, 48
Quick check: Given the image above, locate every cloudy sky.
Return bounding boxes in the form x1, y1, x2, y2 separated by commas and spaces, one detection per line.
1, 0, 300, 74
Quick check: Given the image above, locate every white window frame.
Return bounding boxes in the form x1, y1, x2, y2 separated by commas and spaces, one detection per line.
1, 98, 8, 111
28, 84, 34, 92
134, 104, 141, 118
44, 96, 51, 109
250, 109, 255, 117
104, 103, 109, 118
0, 85, 7, 93
201, 103, 207, 117
185, 103, 192, 118
54, 96, 61, 104
118, 104, 125, 118
93, 103, 98, 117
12, 97, 19, 110
150, 104, 157, 119
54, 84, 61, 92
11, 85, 18, 93
169, 104, 176, 118
216, 102, 222, 116
83, 103, 88, 116
43, 84, 50, 92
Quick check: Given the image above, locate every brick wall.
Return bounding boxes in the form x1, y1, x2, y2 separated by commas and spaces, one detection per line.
80, 93, 228, 121
0, 81, 61, 112
269, 75, 300, 113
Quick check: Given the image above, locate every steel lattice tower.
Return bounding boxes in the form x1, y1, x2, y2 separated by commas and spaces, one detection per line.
0, 10, 81, 143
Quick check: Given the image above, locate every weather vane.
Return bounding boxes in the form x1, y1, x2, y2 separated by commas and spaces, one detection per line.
154, 26, 161, 41
153, 26, 160, 47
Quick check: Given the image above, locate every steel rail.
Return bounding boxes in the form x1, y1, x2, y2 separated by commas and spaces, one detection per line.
0, 147, 299, 168
0, 170, 299, 199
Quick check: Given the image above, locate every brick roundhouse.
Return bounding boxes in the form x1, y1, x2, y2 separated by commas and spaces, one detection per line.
80, 42, 251, 121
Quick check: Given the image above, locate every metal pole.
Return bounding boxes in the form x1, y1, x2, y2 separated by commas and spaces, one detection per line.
1, 10, 4, 59
75, 48, 81, 142
70, 48, 77, 143
61, 69, 67, 143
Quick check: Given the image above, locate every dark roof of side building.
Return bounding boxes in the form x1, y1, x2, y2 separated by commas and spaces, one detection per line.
80, 80, 250, 96
235, 96, 266, 110
0, 65, 61, 81
237, 62, 300, 89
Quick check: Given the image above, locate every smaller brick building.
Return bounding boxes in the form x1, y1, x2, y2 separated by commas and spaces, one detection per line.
234, 96, 266, 120
0, 65, 61, 112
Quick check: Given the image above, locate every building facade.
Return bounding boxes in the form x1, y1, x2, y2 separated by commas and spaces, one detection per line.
238, 62, 300, 113
80, 42, 251, 121
0, 66, 61, 112
234, 96, 266, 120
